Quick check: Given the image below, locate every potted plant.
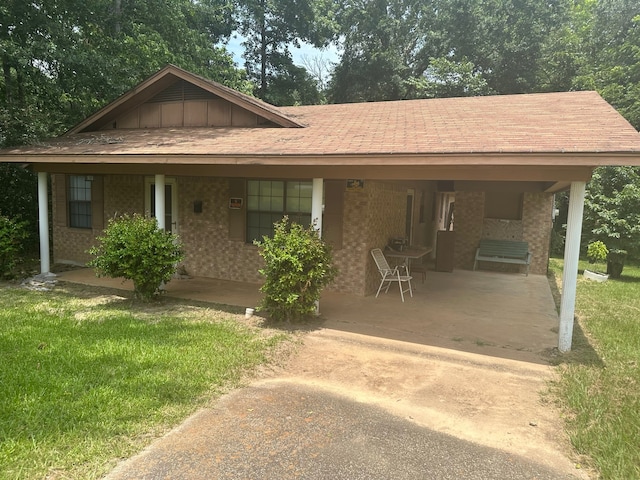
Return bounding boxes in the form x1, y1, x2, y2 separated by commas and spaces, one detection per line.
584, 240, 609, 282
607, 249, 628, 279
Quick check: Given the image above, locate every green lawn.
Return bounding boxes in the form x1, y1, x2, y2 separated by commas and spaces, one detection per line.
549, 258, 640, 480
0, 284, 289, 480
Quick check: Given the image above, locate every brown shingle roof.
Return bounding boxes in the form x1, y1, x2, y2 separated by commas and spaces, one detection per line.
3, 91, 640, 161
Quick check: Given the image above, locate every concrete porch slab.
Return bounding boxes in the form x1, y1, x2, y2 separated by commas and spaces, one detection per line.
57, 268, 560, 364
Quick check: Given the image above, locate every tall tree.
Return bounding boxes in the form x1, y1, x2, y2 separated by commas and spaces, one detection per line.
328, 0, 430, 103
237, 0, 336, 104
403, 57, 494, 99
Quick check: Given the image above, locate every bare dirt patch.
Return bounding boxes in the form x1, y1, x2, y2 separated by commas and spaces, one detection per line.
264, 329, 592, 479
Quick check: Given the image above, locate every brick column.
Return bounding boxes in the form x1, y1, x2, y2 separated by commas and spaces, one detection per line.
454, 191, 485, 270
522, 192, 554, 275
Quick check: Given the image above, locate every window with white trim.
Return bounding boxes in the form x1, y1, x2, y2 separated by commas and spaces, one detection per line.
246, 180, 312, 242
69, 175, 92, 229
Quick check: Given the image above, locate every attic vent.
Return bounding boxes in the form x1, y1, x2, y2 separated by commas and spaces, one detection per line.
148, 80, 219, 103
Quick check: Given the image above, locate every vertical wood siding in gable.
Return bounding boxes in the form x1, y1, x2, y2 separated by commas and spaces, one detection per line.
231, 105, 258, 126
184, 100, 208, 126
208, 100, 232, 126
140, 103, 161, 128
161, 103, 184, 127
108, 99, 264, 129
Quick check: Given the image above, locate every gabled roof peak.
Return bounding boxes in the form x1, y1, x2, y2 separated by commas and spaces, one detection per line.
67, 64, 304, 134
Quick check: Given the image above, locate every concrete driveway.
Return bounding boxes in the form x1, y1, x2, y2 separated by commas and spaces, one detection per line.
104, 328, 587, 479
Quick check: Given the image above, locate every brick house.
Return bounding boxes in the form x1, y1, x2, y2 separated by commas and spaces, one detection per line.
3, 65, 640, 349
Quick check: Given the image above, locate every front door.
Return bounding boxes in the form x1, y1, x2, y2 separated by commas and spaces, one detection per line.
145, 178, 178, 233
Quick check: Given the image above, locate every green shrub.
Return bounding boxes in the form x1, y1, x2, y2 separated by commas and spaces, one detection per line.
586, 240, 608, 264
88, 214, 184, 300
255, 217, 337, 322
586, 240, 609, 275
0, 215, 29, 278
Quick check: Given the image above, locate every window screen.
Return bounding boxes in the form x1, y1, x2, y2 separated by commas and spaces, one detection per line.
247, 180, 312, 242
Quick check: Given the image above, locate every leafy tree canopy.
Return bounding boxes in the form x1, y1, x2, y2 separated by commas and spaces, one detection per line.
0, 0, 246, 148
328, 0, 569, 102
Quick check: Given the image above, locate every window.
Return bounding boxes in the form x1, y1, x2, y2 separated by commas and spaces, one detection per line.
69, 175, 92, 228
246, 180, 312, 242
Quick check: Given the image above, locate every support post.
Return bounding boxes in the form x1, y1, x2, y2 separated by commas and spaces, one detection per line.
37, 172, 51, 275
558, 181, 586, 352
155, 174, 165, 231
311, 178, 324, 314
311, 178, 323, 236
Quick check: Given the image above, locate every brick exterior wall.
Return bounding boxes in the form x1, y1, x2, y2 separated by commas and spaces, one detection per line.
52, 225, 96, 264
331, 187, 370, 295
522, 192, 553, 275
104, 175, 144, 217
453, 190, 552, 275
176, 176, 264, 283
454, 191, 485, 270
51, 174, 553, 293
364, 182, 408, 295
331, 181, 407, 296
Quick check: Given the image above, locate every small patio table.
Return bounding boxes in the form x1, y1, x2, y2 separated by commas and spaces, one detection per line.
384, 247, 433, 275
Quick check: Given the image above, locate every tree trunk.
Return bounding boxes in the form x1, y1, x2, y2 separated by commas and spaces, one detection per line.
114, 0, 122, 34
259, 0, 267, 98
2, 57, 11, 104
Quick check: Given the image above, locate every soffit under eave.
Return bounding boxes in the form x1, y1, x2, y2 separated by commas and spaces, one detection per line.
6, 150, 639, 165
26, 162, 594, 183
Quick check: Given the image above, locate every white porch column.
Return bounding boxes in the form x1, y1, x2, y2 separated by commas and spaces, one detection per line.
311, 178, 323, 236
311, 178, 324, 314
558, 181, 587, 352
37, 172, 51, 274
431, 193, 442, 260
154, 174, 166, 230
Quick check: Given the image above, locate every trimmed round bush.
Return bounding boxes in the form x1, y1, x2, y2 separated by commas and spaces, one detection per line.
88, 214, 184, 300
255, 216, 337, 322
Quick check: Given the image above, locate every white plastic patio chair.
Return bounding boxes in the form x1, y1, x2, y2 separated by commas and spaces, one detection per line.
370, 248, 413, 302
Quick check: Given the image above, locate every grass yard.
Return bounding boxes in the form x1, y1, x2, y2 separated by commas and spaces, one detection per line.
0, 283, 290, 480
548, 258, 640, 480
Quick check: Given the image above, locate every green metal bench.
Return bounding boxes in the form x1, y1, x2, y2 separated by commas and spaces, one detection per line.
473, 239, 532, 276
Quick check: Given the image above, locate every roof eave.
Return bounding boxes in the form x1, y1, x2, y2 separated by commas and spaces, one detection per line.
4, 151, 640, 167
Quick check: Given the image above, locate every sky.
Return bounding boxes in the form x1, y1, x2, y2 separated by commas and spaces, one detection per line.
224, 34, 341, 69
